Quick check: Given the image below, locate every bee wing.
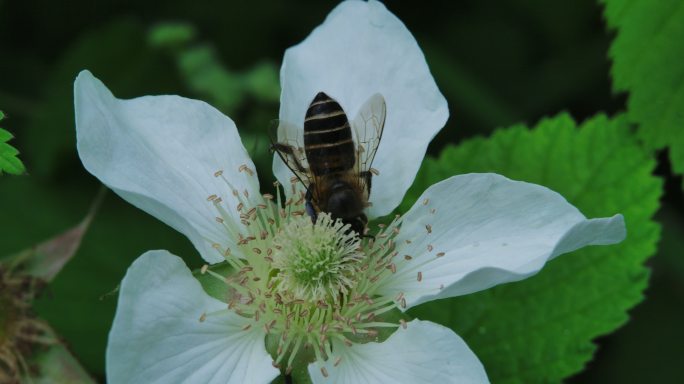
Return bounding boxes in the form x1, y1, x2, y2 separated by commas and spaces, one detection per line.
269, 120, 313, 190
352, 93, 386, 175
351, 94, 386, 202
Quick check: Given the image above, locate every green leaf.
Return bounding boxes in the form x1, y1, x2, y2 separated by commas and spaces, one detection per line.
404, 113, 662, 383
0, 111, 26, 175
602, 0, 684, 185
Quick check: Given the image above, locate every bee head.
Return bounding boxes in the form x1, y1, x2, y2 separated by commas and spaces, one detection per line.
326, 180, 364, 219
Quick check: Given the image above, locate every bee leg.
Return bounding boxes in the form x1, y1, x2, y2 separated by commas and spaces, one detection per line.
351, 214, 373, 239
271, 142, 308, 173
305, 186, 318, 224
360, 170, 373, 195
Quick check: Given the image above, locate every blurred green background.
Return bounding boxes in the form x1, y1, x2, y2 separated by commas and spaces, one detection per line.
1, 0, 682, 382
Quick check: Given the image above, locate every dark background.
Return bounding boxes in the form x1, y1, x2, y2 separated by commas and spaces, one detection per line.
1, 0, 682, 382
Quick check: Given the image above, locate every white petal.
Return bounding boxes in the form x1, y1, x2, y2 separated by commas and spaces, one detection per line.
75, 71, 259, 263
379, 173, 626, 309
308, 320, 488, 384
106, 250, 278, 384
275, 0, 448, 218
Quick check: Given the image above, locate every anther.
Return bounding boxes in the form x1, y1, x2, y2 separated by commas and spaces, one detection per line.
417, 271, 423, 282
400, 319, 407, 329
242, 324, 252, 331
422, 198, 429, 206
426, 224, 432, 234
334, 357, 342, 367
404, 255, 412, 261
263, 193, 274, 200
436, 252, 445, 257
200, 265, 208, 274
427, 244, 433, 252
370, 167, 380, 175
238, 164, 254, 176
215, 217, 224, 223
321, 367, 329, 378
199, 313, 207, 322
207, 194, 217, 201
214, 170, 223, 177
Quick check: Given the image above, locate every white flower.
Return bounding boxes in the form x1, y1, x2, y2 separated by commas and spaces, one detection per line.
74, 1, 626, 383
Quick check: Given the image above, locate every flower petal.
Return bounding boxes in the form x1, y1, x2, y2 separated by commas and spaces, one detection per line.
275, 0, 448, 218
379, 173, 626, 309
107, 250, 279, 384
308, 320, 488, 384
75, 71, 259, 263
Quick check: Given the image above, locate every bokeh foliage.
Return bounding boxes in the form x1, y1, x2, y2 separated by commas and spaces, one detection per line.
1, 0, 683, 382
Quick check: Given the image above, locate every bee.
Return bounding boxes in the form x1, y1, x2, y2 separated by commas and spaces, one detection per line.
271, 91, 386, 236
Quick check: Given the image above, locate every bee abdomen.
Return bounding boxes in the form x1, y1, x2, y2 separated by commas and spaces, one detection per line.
304, 92, 355, 175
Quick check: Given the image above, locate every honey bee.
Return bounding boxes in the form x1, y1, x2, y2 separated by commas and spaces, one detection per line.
271, 91, 386, 236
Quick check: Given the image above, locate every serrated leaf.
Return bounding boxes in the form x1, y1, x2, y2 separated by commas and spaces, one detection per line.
404, 113, 662, 383
602, 0, 684, 186
0, 111, 26, 175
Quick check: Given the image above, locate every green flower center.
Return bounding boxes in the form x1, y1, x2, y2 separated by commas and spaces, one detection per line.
272, 214, 363, 302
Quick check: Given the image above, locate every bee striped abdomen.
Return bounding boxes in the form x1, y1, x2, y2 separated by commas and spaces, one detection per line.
304, 92, 355, 175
